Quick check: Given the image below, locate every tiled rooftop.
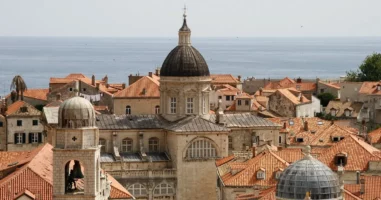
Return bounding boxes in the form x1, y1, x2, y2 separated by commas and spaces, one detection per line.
5, 101, 41, 116
345, 176, 381, 199
359, 81, 381, 95
211, 74, 240, 84
113, 76, 160, 98
325, 100, 363, 118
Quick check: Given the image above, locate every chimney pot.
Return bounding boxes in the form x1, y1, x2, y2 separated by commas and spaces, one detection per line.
304, 121, 309, 131
148, 72, 153, 78
155, 68, 160, 76
96, 83, 100, 89
122, 83, 126, 89
238, 75, 241, 82
91, 75, 95, 86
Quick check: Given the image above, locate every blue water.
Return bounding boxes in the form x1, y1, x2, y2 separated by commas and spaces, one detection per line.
1, 37, 381, 96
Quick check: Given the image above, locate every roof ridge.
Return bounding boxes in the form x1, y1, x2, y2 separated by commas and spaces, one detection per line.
349, 135, 380, 155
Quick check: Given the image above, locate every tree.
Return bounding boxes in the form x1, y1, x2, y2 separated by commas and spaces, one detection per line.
346, 53, 381, 81
317, 93, 335, 107
10, 75, 27, 101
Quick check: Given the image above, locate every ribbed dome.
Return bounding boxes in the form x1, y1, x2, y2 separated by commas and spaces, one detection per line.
58, 96, 96, 128
276, 153, 342, 200
160, 45, 210, 77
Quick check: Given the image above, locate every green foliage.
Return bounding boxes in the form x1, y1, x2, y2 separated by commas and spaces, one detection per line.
317, 93, 336, 107
315, 112, 337, 121
346, 53, 381, 81
35, 104, 44, 111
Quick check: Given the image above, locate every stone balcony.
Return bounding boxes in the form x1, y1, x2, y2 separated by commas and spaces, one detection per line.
106, 169, 177, 179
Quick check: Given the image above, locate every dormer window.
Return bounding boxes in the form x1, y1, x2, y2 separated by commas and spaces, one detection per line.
317, 121, 323, 125
20, 106, 28, 113
334, 152, 348, 166
296, 137, 304, 143
345, 109, 351, 117
332, 136, 344, 142
289, 120, 294, 126
257, 168, 266, 179
275, 169, 283, 180
330, 108, 336, 116
377, 84, 381, 91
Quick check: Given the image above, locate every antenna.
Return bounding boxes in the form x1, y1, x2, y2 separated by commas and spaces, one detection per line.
183, 3, 187, 18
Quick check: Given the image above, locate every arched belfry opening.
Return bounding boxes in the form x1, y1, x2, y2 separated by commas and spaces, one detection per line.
65, 160, 85, 195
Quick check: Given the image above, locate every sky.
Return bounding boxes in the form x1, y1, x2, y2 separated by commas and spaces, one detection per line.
0, 0, 381, 37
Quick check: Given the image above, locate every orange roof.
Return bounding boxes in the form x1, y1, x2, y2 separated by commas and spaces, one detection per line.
222, 151, 289, 187
211, 74, 240, 84
359, 81, 381, 95
235, 187, 276, 200
113, 76, 160, 98
108, 172, 134, 199
319, 135, 381, 171
271, 148, 304, 163
369, 127, 381, 144
274, 89, 310, 105
264, 77, 316, 92
325, 100, 363, 118
5, 101, 41, 116
216, 155, 235, 167
217, 84, 241, 95
319, 81, 341, 90
5, 88, 49, 101
345, 176, 381, 199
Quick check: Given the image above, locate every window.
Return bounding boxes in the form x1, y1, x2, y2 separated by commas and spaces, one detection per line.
186, 97, 194, 114
155, 105, 160, 114
153, 183, 174, 196
32, 120, 38, 126
126, 105, 131, 115
170, 97, 177, 114
69, 88, 73, 91
231, 96, 235, 100
335, 153, 347, 166
121, 138, 133, 152
238, 100, 242, 106
279, 136, 282, 144
275, 171, 282, 179
228, 136, 233, 150
257, 170, 265, 179
218, 96, 222, 99
17, 120, 22, 126
83, 88, 86, 92
296, 138, 304, 142
202, 96, 206, 114
186, 139, 217, 159
320, 88, 325, 93
14, 133, 25, 144
128, 184, 147, 197
226, 96, 230, 101
245, 100, 249, 106
99, 138, 106, 153
0, 121, 3, 127
149, 137, 159, 152
330, 109, 336, 116
29, 133, 38, 143
226, 105, 229, 108
345, 110, 351, 117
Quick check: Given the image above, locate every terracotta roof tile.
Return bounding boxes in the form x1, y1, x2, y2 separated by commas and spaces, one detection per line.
319, 81, 341, 90
216, 155, 235, 166
5, 101, 41, 116
345, 176, 381, 199
264, 77, 316, 92
235, 187, 276, 200
319, 135, 381, 171
369, 127, 381, 144
211, 74, 240, 84
359, 81, 381, 95
325, 100, 363, 118
274, 89, 310, 105
5, 89, 49, 101
271, 148, 304, 163
108, 172, 134, 199
113, 76, 160, 98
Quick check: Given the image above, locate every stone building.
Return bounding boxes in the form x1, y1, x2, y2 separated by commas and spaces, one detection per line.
5, 101, 45, 151
113, 75, 160, 115
317, 80, 341, 98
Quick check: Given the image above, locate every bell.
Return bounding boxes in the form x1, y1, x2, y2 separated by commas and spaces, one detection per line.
71, 160, 84, 179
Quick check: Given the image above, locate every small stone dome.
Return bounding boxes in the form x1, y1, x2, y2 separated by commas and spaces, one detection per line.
276, 148, 342, 200
160, 46, 210, 77
58, 96, 96, 128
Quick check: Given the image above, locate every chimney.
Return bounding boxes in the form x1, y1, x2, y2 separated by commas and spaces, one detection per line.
300, 95, 303, 102
1, 98, 7, 115
304, 121, 309, 131
91, 75, 95, 86
96, 83, 100, 89
360, 178, 365, 194
259, 87, 263, 96
103, 75, 108, 85
297, 77, 302, 83
56, 93, 61, 101
122, 83, 126, 89
252, 146, 256, 157
283, 122, 287, 129
331, 120, 334, 125
356, 171, 360, 184
155, 68, 160, 76
237, 75, 241, 82
148, 72, 153, 78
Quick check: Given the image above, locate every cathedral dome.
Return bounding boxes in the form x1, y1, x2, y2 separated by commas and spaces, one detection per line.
276, 147, 342, 200
58, 96, 96, 128
160, 13, 210, 77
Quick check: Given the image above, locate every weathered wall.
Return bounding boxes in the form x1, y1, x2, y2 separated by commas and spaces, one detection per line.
113, 98, 160, 115
7, 116, 45, 151
339, 82, 363, 102
268, 93, 296, 117
0, 115, 6, 151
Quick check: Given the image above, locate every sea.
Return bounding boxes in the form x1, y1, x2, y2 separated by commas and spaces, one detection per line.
1, 36, 381, 97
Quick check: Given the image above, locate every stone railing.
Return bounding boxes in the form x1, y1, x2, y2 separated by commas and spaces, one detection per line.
232, 151, 253, 159
106, 169, 177, 179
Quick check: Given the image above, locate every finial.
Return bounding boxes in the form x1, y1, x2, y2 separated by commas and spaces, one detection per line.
183, 4, 187, 18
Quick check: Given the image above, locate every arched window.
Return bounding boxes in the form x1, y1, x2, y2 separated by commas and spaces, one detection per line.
99, 138, 106, 153
121, 138, 133, 152
128, 183, 147, 197
126, 105, 131, 115
155, 105, 160, 114
149, 137, 159, 152
153, 183, 175, 196
186, 138, 217, 159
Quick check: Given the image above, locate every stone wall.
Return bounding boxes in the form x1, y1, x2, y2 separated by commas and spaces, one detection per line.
7, 116, 45, 151
0, 115, 6, 151
113, 98, 160, 115
268, 92, 296, 117
339, 82, 363, 102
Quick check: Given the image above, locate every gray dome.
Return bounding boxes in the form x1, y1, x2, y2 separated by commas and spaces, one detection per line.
276, 154, 342, 200
160, 45, 210, 77
58, 96, 96, 128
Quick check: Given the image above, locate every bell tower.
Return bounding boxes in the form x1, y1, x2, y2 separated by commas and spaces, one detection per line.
53, 96, 110, 200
